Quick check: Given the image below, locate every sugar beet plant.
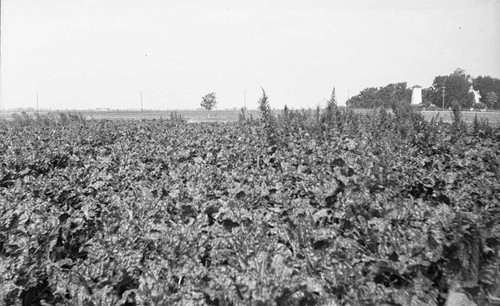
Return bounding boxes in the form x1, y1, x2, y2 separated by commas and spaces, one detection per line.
0, 109, 499, 305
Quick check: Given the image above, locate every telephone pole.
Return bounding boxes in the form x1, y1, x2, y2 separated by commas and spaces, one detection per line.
140, 91, 143, 112
442, 84, 445, 110
244, 90, 247, 109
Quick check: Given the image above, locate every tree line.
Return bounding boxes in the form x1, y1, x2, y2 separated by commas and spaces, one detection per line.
346, 68, 500, 110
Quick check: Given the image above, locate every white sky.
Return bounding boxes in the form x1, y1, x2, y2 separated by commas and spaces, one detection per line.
1, 0, 499, 110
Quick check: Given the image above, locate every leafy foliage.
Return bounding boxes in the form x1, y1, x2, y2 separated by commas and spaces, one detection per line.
169, 111, 187, 124
257, 88, 278, 146
485, 92, 499, 110
472, 102, 487, 110
425, 68, 476, 109
258, 88, 272, 123
346, 82, 411, 109
472, 76, 500, 109
327, 87, 337, 107
1, 110, 499, 305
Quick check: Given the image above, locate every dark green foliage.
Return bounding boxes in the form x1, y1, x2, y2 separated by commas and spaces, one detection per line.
327, 86, 337, 107
426, 68, 476, 109
321, 87, 341, 126
238, 107, 248, 124
485, 91, 499, 109
257, 88, 278, 145
472, 114, 493, 137
283, 104, 290, 122
346, 82, 411, 108
1, 109, 499, 305
169, 110, 186, 124
451, 100, 466, 133
258, 88, 273, 123
472, 75, 500, 109
472, 102, 487, 110
451, 100, 462, 122
11, 112, 86, 128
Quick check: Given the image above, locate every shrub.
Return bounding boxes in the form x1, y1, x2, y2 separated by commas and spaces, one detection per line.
472, 114, 492, 136
238, 107, 247, 124
169, 111, 186, 124
426, 105, 440, 111
258, 88, 273, 124
451, 100, 462, 125
472, 102, 487, 110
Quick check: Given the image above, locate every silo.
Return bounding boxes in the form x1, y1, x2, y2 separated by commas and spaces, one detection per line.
411, 85, 422, 105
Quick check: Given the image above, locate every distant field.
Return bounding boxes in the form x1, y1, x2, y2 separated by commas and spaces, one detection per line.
78, 109, 264, 122
420, 110, 500, 125
350, 109, 500, 125
1, 109, 499, 125
0, 109, 262, 122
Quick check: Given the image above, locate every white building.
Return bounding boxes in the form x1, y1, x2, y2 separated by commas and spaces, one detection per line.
469, 87, 481, 104
411, 85, 422, 105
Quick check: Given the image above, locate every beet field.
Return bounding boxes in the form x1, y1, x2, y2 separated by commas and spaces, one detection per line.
1, 108, 499, 305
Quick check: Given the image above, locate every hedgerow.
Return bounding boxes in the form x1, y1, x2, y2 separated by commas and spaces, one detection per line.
0, 110, 499, 305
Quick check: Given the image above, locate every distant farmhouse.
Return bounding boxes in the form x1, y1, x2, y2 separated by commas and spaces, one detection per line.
469, 87, 481, 104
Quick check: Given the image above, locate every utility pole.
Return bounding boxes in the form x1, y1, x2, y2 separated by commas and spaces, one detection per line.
140, 91, 143, 112
36, 92, 39, 115
244, 90, 246, 109
442, 84, 445, 110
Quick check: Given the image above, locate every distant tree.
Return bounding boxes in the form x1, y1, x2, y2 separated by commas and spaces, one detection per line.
346, 82, 410, 108
201, 92, 217, 110
422, 87, 434, 106
485, 91, 499, 110
472, 75, 500, 108
428, 68, 475, 109
447, 69, 475, 109
383, 82, 411, 108
346, 87, 379, 108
